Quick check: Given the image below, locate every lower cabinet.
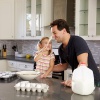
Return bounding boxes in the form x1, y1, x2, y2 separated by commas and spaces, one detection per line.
0, 60, 7, 71
7, 60, 34, 71
7, 61, 17, 71
17, 62, 34, 71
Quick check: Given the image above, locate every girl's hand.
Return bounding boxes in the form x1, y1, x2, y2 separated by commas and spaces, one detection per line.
39, 46, 48, 53
61, 80, 72, 87
40, 73, 47, 78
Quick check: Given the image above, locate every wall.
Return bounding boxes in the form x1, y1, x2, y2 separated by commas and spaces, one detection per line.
0, 40, 60, 55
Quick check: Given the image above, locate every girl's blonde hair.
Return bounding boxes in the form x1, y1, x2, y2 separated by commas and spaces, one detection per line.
37, 37, 52, 55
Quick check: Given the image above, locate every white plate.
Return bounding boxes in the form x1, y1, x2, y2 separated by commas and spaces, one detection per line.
15, 53, 26, 57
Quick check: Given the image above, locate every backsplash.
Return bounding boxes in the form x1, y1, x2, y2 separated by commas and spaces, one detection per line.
0, 40, 100, 64
0, 40, 60, 56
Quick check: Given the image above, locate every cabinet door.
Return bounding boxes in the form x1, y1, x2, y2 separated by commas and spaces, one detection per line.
75, 0, 100, 40
96, 0, 100, 37
0, 60, 7, 71
15, 0, 25, 39
0, 0, 14, 39
25, 0, 53, 39
7, 61, 17, 71
15, 0, 36, 39
88, 0, 100, 38
15, 0, 53, 40
75, 0, 88, 38
88, 0, 96, 37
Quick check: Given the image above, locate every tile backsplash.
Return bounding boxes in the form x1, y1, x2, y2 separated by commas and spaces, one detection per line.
0, 40, 100, 64
0, 40, 60, 55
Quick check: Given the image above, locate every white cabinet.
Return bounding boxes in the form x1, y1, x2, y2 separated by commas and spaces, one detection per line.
7, 61, 17, 71
0, 0, 14, 39
14, 0, 25, 39
96, 0, 100, 37
75, 0, 100, 40
15, 0, 53, 40
0, 60, 7, 71
7, 60, 34, 71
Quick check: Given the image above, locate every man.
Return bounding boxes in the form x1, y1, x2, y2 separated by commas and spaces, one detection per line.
50, 19, 100, 87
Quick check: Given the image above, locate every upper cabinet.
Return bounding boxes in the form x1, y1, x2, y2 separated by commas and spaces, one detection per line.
14, 0, 25, 39
96, 0, 100, 37
15, 0, 53, 40
75, 0, 100, 40
0, 0, 14, 39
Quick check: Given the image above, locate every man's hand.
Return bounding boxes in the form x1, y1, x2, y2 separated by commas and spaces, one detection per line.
61, 80, 72, 87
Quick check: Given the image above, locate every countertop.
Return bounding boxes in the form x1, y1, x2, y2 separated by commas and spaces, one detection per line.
0, 55, 34, 63
0, 55, 60, 64
0, 78, 100, 100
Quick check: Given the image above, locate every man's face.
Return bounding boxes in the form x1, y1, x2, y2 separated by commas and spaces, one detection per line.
51, 25, 64, 43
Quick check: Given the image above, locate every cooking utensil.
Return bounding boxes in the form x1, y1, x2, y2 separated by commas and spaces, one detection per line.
48, 36, 52, 44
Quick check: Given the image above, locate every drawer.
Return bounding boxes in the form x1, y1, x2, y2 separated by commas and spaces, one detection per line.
17, 62, 34, 71
7, 61, 17, 68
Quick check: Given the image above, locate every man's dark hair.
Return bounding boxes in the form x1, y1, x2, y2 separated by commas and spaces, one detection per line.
50, 19, 70, 34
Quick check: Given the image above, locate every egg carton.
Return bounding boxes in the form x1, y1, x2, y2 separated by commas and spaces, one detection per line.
14, 81, 49, 93
0, 71, 16, 79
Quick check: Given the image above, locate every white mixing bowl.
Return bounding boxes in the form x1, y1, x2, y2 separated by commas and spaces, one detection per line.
16, 71, 40, 80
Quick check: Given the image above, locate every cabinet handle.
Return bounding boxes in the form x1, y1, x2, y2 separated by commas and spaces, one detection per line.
25, 65, 27, 68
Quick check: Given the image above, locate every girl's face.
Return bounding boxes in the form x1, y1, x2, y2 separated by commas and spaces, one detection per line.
40, 39, 52, 50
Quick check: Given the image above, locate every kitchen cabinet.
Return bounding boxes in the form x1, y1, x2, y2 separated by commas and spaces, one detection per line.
75, 0, 100, 40
7, 60, 34, 71
16, 61, 34, 71
15, 0, 53, 40
7, 60, 17, 71
14, 0, 25, 39
0, 0, 14, 39
0, 60, 7, 71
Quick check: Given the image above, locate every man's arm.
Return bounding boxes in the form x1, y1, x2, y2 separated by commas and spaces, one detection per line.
53, 63, 68, 72
77, 53, 88, 66
61, 53, 88, 87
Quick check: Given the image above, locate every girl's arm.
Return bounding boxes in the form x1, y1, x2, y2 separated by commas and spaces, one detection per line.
34, 51, 43, 62
41, 58, 55, 78
34, 47, 47, 62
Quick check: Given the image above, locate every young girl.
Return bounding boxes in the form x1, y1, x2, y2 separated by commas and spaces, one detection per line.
34, 37, 55, 78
